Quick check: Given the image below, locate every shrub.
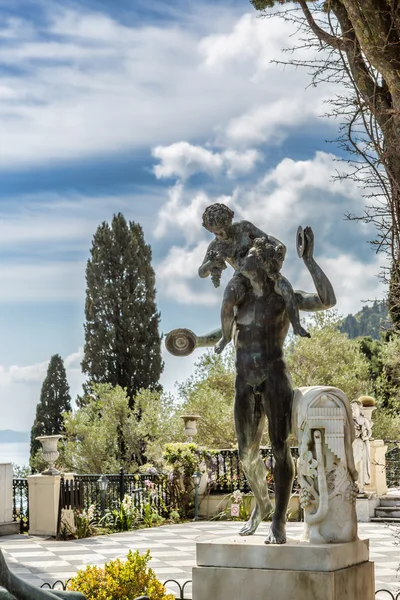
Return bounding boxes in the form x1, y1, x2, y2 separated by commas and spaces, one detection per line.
68, 550, 174, 600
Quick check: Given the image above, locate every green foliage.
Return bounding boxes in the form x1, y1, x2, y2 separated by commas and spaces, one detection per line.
12, 464, 30, 478
61, 383, 142, 473
141, 487, 165, 528
357, 334, 400, 416
133, 389, 182, 465
340, 301, 390, 340
30, 354, 71, 468
61, 383, 181, 473
68, 550, 174, 600
163, 442, 206, 477
177, 349, 239, 448
374, 335, 400, 413
372, 409, 400, 442
82, 213, 163, 409
163, 443, 208, 519
100, 494, 140, 532
286, 311, 371, 400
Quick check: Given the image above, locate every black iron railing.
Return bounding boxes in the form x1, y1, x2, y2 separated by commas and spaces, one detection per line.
375, 591, 400, 599
12, 478, 29, 533
208, 447, 299, 495
73, 469, 171, 515
385, 442, 400, 489
41, 577, 192, 599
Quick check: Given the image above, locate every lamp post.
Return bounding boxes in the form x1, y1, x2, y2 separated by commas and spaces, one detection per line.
192, 470, 201, 521
97, 475, 109, 516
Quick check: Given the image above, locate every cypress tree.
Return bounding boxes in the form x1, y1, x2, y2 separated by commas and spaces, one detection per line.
30, 354, 72, 457
81, 213, 163, 408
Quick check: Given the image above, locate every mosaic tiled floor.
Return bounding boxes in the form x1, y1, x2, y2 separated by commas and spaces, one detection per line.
0, 522, 399, 596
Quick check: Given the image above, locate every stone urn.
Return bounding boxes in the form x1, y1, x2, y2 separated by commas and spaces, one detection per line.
35, 435, 64, 476
181, 415, 201, 443
358, 395, 376, 428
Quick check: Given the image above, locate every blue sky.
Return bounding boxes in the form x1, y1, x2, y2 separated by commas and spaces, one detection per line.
0, 0, 384, 431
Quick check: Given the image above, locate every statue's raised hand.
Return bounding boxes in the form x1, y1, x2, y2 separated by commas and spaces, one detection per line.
302, 226, 314, 261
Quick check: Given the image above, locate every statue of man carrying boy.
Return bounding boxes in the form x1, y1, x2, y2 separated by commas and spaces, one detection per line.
167, 203, 336, 544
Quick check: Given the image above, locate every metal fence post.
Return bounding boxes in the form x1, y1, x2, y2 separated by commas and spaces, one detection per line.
119, 467, 125, 502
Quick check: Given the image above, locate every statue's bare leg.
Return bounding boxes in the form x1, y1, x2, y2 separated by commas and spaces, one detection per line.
216, 277, 248, 354
262, 361, 294, 545
234, 379, 273, 536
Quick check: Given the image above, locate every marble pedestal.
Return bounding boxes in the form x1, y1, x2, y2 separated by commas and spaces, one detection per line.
0, 464, 18, 537
192, 535, 374, 600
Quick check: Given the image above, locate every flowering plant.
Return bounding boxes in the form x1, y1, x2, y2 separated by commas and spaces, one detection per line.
71, 504, 98, 538
100, 494, 140, 532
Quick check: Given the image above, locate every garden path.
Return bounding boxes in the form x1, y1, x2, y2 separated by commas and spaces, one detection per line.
0, 522, 398, 597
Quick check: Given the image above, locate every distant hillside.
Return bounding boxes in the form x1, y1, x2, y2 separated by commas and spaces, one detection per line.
340, 301, 390, 340
0, 430, 29, 443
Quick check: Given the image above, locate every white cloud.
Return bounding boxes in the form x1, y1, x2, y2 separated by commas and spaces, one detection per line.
155, 242, 220, 306
153, 142, 260, 180
199, 12, 293, 77
293, 253, 386, 317
153, 143, 224, 180
225, 98, 327, 144
0, 6, 333, 169
154, 182, 234, 243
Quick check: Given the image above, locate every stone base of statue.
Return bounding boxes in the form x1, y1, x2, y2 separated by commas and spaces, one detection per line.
356, 492, 379, 522
192, 535, 374, 600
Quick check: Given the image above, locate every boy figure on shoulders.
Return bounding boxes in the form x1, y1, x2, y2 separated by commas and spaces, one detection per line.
198, 203, 310, 354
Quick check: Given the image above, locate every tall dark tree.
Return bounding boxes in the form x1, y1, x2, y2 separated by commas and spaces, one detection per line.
81, 213, 163, 408
30, 354, 72, 457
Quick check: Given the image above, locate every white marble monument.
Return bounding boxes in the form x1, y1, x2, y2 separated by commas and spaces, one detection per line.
292, 386, 358, 543
192, 386, 374, 600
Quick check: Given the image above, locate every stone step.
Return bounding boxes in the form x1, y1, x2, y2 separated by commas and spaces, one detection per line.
375, 507, 400, 518
379, 496, 400, 507
370, 516, 400, 523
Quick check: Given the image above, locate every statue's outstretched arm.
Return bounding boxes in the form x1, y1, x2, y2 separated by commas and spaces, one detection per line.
295, 227, 336, 312
165, 327, 221, 356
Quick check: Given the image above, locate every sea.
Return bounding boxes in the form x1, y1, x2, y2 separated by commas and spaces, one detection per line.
0, 442, 30, 467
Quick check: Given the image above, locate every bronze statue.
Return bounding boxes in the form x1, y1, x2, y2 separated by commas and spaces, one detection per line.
166, 205, 336, 544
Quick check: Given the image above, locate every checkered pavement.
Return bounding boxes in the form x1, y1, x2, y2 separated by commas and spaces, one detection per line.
0, 522, 399, 596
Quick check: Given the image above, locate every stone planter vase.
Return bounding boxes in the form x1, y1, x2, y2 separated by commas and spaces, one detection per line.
35, 435, 63, 476
181, 415, 201, 443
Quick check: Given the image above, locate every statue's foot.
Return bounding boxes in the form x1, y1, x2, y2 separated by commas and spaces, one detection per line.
238, 502, 272, 536
215, 337, 229, 354
294, 326, 311, 338
264, 520, 286, 545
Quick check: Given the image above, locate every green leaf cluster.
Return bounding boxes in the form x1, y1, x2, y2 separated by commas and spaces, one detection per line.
176, 349, 238, 448
286, 311, 371, 400
60, 383, 181, 473
67, 550, 174, 600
